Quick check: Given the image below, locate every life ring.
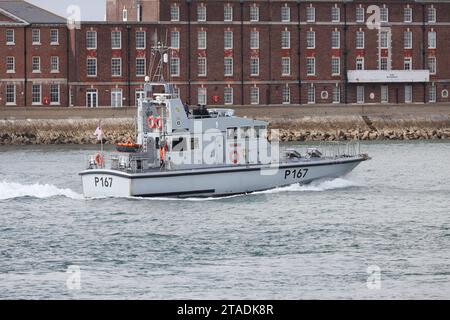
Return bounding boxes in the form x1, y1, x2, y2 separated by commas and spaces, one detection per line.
230, 150, 239, 165
147, 116, 155, 129
155, 117, 163, 129
95, 153, 104, 167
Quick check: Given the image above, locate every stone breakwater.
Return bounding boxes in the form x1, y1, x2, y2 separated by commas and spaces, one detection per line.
1, 114, 450, 145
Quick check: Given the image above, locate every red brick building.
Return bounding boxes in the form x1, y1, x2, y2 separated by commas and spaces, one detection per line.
2, 0, 450, 107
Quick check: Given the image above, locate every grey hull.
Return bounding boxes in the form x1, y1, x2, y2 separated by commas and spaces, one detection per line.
80, 157, 366, 198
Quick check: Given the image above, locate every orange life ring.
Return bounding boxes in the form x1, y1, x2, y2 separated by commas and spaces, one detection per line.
147, 116, 155, 129
155, 117, 163, 129
95, 153, 104, 167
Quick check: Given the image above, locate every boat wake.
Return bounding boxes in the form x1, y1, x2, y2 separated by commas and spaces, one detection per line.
0, 181, 83, 200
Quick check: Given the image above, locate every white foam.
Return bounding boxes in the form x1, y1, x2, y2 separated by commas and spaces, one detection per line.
0, 181, 83, 200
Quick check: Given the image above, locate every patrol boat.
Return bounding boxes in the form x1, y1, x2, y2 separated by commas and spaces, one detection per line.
80, 47, 369, 198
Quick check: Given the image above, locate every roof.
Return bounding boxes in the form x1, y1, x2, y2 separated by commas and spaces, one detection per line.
0, 0, 66, 24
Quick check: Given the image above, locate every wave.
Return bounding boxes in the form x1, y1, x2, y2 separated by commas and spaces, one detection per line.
0, 181, 83, 200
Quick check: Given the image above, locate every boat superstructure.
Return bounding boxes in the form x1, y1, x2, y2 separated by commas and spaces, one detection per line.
80, 45, 369, 198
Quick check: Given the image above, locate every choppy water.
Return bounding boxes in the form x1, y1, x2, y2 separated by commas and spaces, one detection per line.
0, 141, 449, 299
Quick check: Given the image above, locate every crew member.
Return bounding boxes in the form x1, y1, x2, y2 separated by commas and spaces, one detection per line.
160, 143, 166, 168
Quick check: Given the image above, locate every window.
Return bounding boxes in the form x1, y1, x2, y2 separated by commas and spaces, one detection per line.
6, 56, 15, 73
87, 57, 97, 77
170, 57, 180, 76
224, 31, 233, 49
381, 86, 388, 103
137, 4, 143, 22
405, 85, 412, 103
281, 5, 290, 22
50, 29, 59, 44
332, 31, 340, 49
224, 5, 233, 22
429, 84, 436, 102
356, 7, 364, 23
281, 30, 290, 49
404, 31, 412, 49
198, 31, 207, 49
331, 57, 340, 75
86, 31, 97, 49
224, 57, 233, 76
356, 57, 364, 70
172, 87, 180, 99
307, 57, 315, 75
198, 87, 207, 105
332, 85, 340, 103
197, 5, 206, 22
428, 56, 436, 75
428, 7, 436, 23
6, 84, 15, 105
171, 31, 180, 49
136, 58, 146, 76
379, 57, 388, 70
111, 58, 122, 77
307, 31, 315, 49
331, 6, 340, 23
6, 29, 14, 45
281, 57, 290, 76
306, 6, 315, 22
380, 6, 389, 23
250, 87, 259, 105
122, 9, 128, 21
111, 89, 123, 108
250, 6, 259, 22
32, 84, 41, 104
32, 56, 41, 73
111, 31, 121, 49
32, 29, 40, 44
50, 84, 60, 105
51, 56, 59, 73
308, 85, 315, 104
171, 4, 180, 21
428, 31, 436, 49
136, 31, 146, 49
380, 31, 389, 49
282, 86, 291, 104
224, 87, 233, 105
250, 57, 259, 76
356, 31, 364, 49
357, 86, 365, 103
250, 31, 259, 49
198, 57, 207, 76
404, 57, 412, 70
404, 7, 412, 23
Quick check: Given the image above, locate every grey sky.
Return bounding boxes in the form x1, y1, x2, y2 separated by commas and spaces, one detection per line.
27, 0, 106, 21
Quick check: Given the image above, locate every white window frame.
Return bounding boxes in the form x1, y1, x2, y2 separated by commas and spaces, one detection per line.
198, 31, 207, 49
224, 87, 233, 105
86, 31, 97, 50
198, 87, 207, 105
224, 5, 233, 22
87, 57, 97, 77
122, 9, 128, 22
380, 31, 389, 49
404, 7, 412, 23
331, 57, 340, 76
404, 31, 412, 49
32, 56, 41, 73
6, 29, 14, 45
250, 6, 259, 22
198, 57, 207, 77
405, 85, 413, 103
111, 89, 123, 108
307, 85, 315, 104
379, 57, 388, 71
381, 85, 389, 103
357, 86, 365, 104
281, 57, 291, 76
404, 57, 412, 71
307, 57, 315, 76
429, 84, 436, 102
170, 57, 180, 76
307, 31, 315, 49
171, 31, 180, 49
428, 31, 436, 49
32, 29, 41, 45
356, 7, 365, 23
428, 7, 436, 23
282, 85, 291, 104
281, 5, 291, 22
332, 85, 340, 104
6, 84, 16, 105
111, 31, 122, 49
250, 87, 259, 105
6, 56, 15, 73
380, 7, 389, 23
136, 31, 146, 49
306, 6, 315, 23
51, 56, 59, 73
428, 56, 436, 75
331, 6, 340, 23
197, 5, 207, 22
171, 5, 180, 22
356, 31, 364, 49
356, 57, 364, 70
32, 84, 42, 105
281, 30, 291, 49
50, 84, 60, 105
332, 31, 340, 49
250, 57, 260, 76
136, 57, 146, 77
250, 31, 259, 49
224, 57, 233, 76
111, 58, 122, 77
50, 29, 59, 45
224, 31, 233, 50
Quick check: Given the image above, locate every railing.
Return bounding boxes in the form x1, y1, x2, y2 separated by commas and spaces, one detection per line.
318, 140, 361, 159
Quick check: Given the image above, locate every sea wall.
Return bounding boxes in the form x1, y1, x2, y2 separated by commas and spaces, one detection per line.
1, 113, 450, 145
